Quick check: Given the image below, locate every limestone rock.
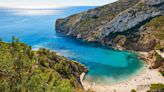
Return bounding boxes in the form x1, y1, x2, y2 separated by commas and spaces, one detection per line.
55, 0, 164, 51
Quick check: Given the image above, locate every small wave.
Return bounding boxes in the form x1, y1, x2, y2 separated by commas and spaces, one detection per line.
48, 35, 61, 39
55, 49, 79, 58
32, 45, 44, 50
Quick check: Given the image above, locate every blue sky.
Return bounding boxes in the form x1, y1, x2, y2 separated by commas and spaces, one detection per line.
0, 0, 117, 8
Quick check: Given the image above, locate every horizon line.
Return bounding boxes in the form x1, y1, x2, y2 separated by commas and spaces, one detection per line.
0, 5, 98, 10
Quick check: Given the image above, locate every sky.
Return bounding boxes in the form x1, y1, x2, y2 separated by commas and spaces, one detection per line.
0, 0, 117, 9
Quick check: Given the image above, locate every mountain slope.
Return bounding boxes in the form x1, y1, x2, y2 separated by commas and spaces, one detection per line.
56, 0, 164, 51
56, 0, 141, 40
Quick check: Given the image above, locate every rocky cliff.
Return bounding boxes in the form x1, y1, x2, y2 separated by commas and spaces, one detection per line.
56, 0, 164, 71
56, 0, 141, 40
56, 0, 163, 44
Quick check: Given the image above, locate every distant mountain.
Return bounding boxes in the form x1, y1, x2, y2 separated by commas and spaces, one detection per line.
56, 0, 164, 73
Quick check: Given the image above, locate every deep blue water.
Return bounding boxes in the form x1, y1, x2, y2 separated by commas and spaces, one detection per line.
0, 6, 145, 84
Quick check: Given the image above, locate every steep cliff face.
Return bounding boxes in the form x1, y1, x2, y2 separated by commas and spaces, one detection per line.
56, 0, 164, 51
56, 0, 141, 40
56, 0, 164, 45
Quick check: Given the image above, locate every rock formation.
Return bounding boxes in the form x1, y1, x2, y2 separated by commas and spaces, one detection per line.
56, 0, 164, 70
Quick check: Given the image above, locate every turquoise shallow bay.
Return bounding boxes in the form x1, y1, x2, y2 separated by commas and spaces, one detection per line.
0, 7, 145, 84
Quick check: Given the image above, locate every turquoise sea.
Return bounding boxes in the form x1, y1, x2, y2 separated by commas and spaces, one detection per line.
0, 7, 145, 84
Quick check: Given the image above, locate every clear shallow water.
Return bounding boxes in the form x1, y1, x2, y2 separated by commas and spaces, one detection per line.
0, 7, 145, 84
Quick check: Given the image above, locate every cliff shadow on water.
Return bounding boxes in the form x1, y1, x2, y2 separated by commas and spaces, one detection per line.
55, 31, 119, 51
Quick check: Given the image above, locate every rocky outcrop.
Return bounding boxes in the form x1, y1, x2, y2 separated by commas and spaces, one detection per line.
140, 51, 164, 68
56, 0, 141, 41
56, 0, 163, 44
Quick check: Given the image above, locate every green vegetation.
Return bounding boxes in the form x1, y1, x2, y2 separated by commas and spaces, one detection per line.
147, 84, 164, 92
155, 44, 164, 50
0, 37, 87, 92
155, 51, 164, 62
131, 89, 137, 92
160, 72, 164, 76
151, 51, 164, 73
144, 16, 164, 40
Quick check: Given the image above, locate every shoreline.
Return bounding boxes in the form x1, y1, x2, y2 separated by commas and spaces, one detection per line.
81, 65, 164, 92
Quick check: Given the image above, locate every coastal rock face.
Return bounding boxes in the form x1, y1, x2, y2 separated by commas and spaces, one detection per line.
100, 4, 161, 41
144, 0, 164, 6
56, 0, 164, 49
56, 0, 164, 51
56, 0, 164, 70
56, 0, 141, 41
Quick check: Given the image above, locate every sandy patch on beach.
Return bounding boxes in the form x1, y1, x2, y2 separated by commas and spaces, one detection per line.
81, 66, 164, 92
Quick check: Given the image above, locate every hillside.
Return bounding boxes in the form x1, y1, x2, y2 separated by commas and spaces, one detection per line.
56, 0, 164, 76
0, 37, 88, 92
56, 0, 163, 50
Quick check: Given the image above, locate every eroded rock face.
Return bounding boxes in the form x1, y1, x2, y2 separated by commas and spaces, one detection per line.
100, 5, 161, 41
56, 0, 141, 41
144, 0, 164, 6
56, 0, 164, 51
86, 1, 163, 41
